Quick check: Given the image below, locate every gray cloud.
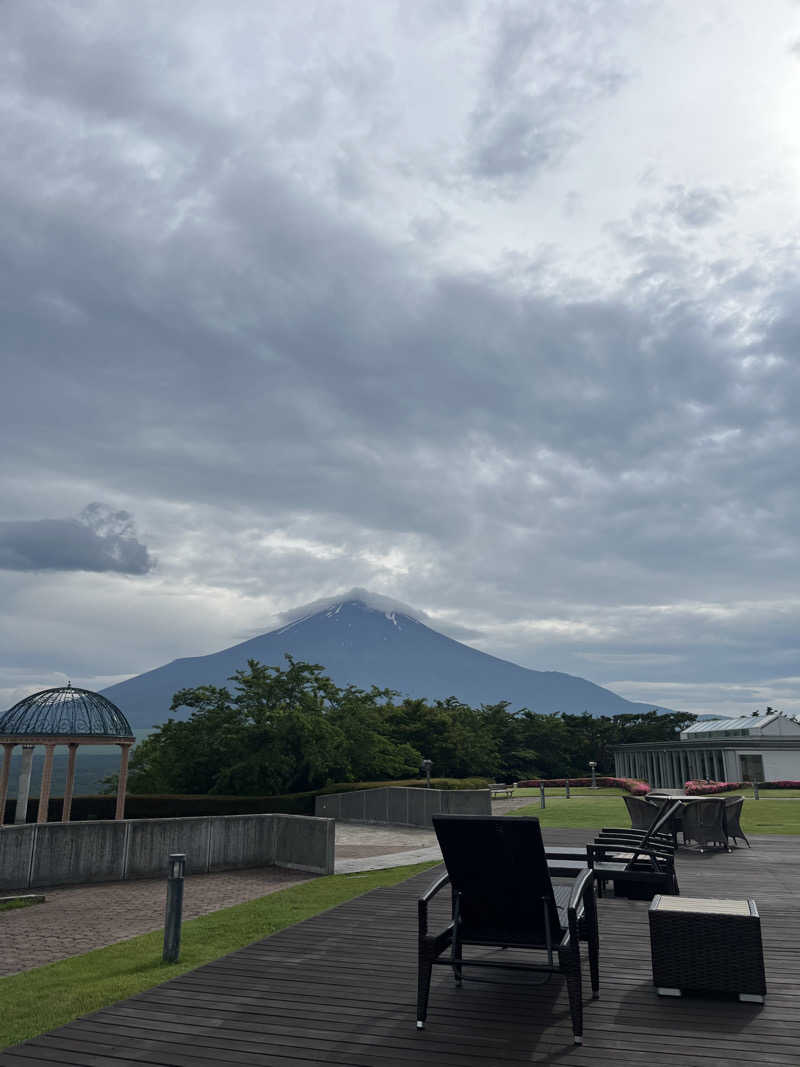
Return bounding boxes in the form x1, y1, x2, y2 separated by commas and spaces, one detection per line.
665, 185, 734, 228
466, 3, 629, 187
1, 1, 799, 718
0, 505, 154, 574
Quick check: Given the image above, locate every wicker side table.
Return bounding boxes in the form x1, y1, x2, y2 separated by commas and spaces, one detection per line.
649, 895, 766, 1003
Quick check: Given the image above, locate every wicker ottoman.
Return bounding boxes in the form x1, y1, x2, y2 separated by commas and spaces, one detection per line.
649, 895, 766, 1003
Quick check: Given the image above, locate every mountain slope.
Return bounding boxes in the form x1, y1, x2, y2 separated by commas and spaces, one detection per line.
101, 596, 671, 728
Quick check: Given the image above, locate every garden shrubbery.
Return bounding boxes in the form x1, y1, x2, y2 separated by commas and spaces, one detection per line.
5, 776, 492, 823
517, 776, 650, 795
684, 779, 744, 795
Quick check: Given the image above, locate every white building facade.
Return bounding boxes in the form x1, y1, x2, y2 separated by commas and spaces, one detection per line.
611, 712, 800, 788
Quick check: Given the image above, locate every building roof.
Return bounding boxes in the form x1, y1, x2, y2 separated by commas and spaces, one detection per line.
0, 685, 134, 740
682, 713, 781, 734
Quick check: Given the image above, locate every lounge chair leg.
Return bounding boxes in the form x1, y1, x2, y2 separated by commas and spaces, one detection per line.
417, 954, 433, 1028
586, 886, 600, 999
564, 952, 583, 1046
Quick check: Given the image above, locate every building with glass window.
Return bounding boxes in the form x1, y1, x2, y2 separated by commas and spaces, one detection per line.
610, 711, 800, 788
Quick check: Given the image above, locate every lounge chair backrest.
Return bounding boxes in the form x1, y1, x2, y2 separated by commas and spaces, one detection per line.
432, 815, 562, 944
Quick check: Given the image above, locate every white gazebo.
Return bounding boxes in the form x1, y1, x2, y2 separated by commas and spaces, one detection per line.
0, 684, 135, 825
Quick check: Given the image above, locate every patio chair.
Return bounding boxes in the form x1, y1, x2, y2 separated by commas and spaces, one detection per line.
624, 795, 660, 831
724, 796, 750, 848
418, 814, 599, 1045
681, 798, 729, 852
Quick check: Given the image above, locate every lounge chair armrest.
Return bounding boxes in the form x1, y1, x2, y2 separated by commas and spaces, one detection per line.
567, 865, 594, 914
418, 873, 450, 938
419, 872, 450, 904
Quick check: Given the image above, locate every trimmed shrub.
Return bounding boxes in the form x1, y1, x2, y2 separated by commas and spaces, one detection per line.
517, 776, 650, 795
3, 776, 492, 824
684, 780, 744, 795
756, 780, 800, 789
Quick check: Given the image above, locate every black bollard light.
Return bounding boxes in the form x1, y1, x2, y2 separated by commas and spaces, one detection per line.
589, 760, 598, 790
539, 784, 546, 809
753, 780, 760, 800
163, 853, 186, 963
565, 779, 570, 799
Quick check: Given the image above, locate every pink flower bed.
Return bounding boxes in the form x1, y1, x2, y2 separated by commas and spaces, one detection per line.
684, 779, 744, 795
517, 776, 650, 795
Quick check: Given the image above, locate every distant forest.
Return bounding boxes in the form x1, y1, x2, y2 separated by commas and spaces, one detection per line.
125, 656, 695, 796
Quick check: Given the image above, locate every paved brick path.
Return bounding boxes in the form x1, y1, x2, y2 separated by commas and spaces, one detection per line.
0, 866, 312, 978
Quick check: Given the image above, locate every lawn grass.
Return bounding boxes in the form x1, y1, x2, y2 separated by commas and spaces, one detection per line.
0, 861, 437, 1051
510, 793, 800, 834
0, 899, 39, 913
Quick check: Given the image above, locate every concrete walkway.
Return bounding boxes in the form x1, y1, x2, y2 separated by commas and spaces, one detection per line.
333, 823, 440, 873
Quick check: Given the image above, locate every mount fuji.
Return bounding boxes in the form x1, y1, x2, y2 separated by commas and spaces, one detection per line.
101, 590, 672, 729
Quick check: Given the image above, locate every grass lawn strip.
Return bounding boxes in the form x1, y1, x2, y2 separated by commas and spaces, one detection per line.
510, 792, 800, 834
0, 860, 437, 1051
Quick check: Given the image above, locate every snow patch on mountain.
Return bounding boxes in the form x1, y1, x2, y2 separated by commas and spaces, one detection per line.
277, 588, 423, 626
274, 588, 483, 641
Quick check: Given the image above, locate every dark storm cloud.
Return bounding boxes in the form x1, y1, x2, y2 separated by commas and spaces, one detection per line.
0, 505, 154, 574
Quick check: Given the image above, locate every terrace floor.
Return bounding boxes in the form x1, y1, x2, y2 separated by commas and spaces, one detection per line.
2, 829, 797, 1066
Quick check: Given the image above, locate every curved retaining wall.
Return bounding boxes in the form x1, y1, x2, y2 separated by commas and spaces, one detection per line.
315, 786, 491, 827
0, 812, 334, 892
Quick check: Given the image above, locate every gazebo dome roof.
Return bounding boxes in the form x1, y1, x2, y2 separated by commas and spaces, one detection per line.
0, 685, 134, 740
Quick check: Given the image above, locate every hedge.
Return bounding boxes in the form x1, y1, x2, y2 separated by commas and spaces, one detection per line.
517, 776, 651, 795
684, 779, 745, 795
3, 776, 492, 823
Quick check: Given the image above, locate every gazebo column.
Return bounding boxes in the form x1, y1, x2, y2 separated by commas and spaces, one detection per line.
15, 745, 35, 824
0, 743, 14, 827
115, 743, 131, 820
62, 742, 79, 823
37, 743, 56, 824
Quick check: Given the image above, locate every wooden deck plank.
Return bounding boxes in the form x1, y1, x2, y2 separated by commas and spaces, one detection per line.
2, 831, 799, 1066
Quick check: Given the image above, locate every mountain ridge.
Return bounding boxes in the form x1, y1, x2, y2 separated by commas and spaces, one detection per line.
100, 595, 673, 728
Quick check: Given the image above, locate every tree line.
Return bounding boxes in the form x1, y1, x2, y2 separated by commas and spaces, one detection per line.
127, 655, 695, 796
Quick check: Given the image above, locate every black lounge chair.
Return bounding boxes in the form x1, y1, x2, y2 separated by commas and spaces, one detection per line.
724, 795, 750, 848
588, 799, 683, 898
417, 814, 599, 1046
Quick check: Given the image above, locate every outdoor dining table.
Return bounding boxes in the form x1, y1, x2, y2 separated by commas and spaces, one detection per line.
646, 793, 745, 849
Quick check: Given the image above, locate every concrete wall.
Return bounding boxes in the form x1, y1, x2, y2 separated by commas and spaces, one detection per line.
0, 813, 334, 892
314, 786, 491, 828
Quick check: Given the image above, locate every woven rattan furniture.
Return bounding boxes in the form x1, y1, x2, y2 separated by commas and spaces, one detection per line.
681, 798, 729, 852
418, 814, 599, 1045
623, 795, 660, 831
649, 895, 766, 1002
724, 796, 750, 847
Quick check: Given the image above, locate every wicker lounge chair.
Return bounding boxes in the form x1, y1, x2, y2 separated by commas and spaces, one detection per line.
417, 814, 599, 1045
724, 796, 750, 848
681, 798, 728, 852
589, 799, 682, 899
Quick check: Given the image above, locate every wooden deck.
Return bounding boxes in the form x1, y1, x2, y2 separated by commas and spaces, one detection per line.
2, 828, 799, 1066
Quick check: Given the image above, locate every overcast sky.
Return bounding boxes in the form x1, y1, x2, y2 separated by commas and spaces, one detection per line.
2, 1, 799, 718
